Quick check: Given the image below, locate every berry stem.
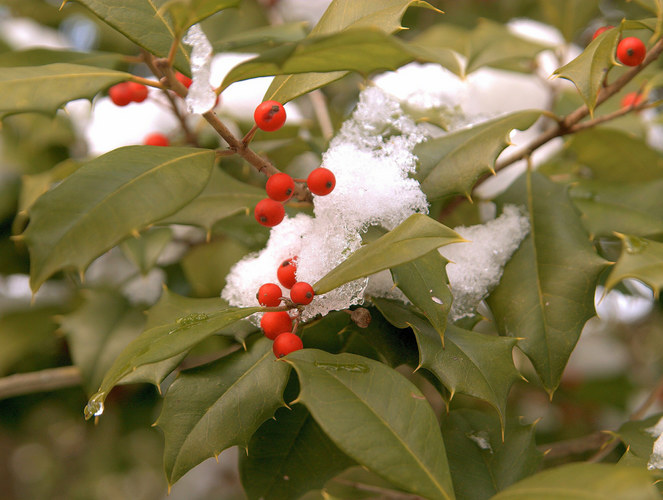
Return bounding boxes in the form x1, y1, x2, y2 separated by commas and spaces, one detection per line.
241, 124, 259, 146
130, 75, 165, 89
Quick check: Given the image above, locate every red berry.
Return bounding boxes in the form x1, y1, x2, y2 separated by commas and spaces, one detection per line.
307, 167, 335, 196
260, 311, 292, 340
109, 82, 133, 106
277, 258, 297, 289
266, 173, 295, 202
257, 283, 282, 307
273, 332, 303, 358
127, 81, 149, 103
254, 100, 287, 132
592, 25, 613, 40
290, 281, 314, 305
144, 132, 170, 147
617, 37, 646, 66
254, 198, 285, 227
175, 72, 192, 89
621, 92, 643, 109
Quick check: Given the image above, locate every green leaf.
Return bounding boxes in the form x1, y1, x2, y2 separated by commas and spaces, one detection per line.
565, 129, 663, 183
69, 0, 190, 71
605, 234, 663, 298
313, 214, 463, 295
390, 251, 452, 343
373, 298, 519, 425
492, 463, 659, 500
221, 29, 420, 90
121, 227, 173, 275
284, 349, 455, 500
0, 63, 130, 117
539, 0, 601, 42
570, 179, 663, 237
0, 48, 126, 69
157, 336, 290, 485
487, 172, 607, 394
322, 467, 411, 499
617, 413, 663, 463
212, 22, 308, 53
23, 146, 215, 292
415, 110, 543, 200
162, 0, 241, 33
265, 0, 438, 103
60, 289, 146, 395
442, 409, 542, 500
158, 166, 264, 233
240, 404, 355, 500
552, 26, 621, 115
83, 302, 260, 420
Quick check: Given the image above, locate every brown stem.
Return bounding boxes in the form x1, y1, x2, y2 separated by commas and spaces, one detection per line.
539, 431, 609, 460
162, 87, 199, 146
0, 366, 82, 400
242, 124, 259, 146
130, 75, 165, 89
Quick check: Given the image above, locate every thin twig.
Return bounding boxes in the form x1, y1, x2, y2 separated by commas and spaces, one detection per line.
539, 432, 609, 460
309, 89, 334, 142
0, 366, 82, 400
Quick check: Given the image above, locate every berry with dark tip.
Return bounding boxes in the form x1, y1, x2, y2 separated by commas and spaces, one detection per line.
617, 37, 646, 66
254, 199, 285, 227
254, 100, 287, 132
277, 258, 297, 289
290, 281, 314, 305
257, 283, 282, 307
273, 332, 303, 358
307, 167, 335, 196
266, 173, 295, 202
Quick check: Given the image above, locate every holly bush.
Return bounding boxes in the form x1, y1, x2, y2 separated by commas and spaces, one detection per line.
2, 0, 663, 499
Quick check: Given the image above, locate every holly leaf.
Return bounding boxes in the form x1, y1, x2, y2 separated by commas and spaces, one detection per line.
373, 298, 519, 427
552, 26, 621, 115
0, 48, 125, 69
605, 234, 663, 299
617, 413, 663, 464
221, 29, 421, 90
0, 63, 130, 117
265, 0, 438, 103
212, 22, 308, 53
157, 336, 290, 485
68, 0, 190, 72
539, 0, 601, 42
312, 214, 463, 295
120, 227, 173, 275
492, 463, 659, 500
442, 409, 542, 499
158, 166, 265, 234
83, 303, 260, 420
284, 349, 455, 500
414, 110, 543, 201
570, 179, 663, 237
390, 251, 452, 344
240, 404, 355, 500
162, 0, 241, 33
22, 146, 214, 292
487, 172, 607, 394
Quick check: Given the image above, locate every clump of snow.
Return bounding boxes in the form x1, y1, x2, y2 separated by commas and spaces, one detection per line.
222, 87, 429, 321
440, 205, 530, 321
183, 24, 216, 114
647, 417, 663, 470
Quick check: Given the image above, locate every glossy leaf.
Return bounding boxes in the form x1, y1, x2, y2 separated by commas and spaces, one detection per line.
312, 214, 463, 295
322, 467, 412, 499
23, 146, 215, 291
69, 0, 190, 71
605, 234, 663, 298
158, 166, 264, 233
121, 227, 173, 275
265, 0, 437, 103
487, 172, 607, 394
617, 413, 663, 464
570, 179, 663, 237
163, 0, 241, 33
373, 298, 519, 425
221, 29, 419, 90
390, 251, 452, 344
83, 303, 260, 419
157, 336, 290, 485
415, 110, 542, 200
539, 0, 601, 42
492, 463, 659, 500
240, 404, 355, 500
212, 22, 308, 53
442, 409, 542, 500
0, 63, 130, 117
60, 289, 149, 395
284, 349, 455, 500
552, 26, 621, 115
0, 48, 125, 69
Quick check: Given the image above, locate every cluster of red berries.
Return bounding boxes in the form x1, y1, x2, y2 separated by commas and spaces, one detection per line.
257, 257, 315, 358
592, 26, 647, 66
108, 81, 149, 107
